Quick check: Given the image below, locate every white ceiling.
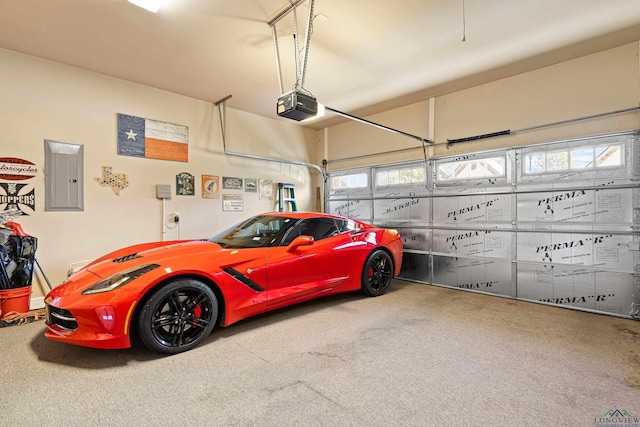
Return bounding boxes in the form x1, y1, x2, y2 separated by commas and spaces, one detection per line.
1, 0, 639, 129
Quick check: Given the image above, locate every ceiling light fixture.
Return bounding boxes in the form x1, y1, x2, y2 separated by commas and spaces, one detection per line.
128, 0, 163, 13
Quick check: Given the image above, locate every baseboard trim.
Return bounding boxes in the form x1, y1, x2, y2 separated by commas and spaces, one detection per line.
30, 296, 45, 310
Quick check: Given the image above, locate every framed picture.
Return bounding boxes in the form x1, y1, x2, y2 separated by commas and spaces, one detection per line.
117, 113, 188, 162
222, 176, 242, 190
244, 178, 257, 192
202, 174, 219, 199
176, 172, 194, 195
222, 194, 243, 211
259, 179, 273, 200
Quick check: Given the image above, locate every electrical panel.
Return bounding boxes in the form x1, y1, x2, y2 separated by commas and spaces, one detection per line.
44, 140, 84, 211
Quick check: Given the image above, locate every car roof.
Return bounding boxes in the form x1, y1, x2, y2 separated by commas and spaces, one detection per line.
260, 211, 342, 220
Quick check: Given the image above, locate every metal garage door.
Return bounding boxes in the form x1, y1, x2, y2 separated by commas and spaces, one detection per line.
326, 130, 640, 319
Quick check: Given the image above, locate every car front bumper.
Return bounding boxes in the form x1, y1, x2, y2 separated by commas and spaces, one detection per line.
45, 298, 138, 350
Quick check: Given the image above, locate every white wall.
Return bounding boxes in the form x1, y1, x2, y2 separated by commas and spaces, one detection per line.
434, 41, 640, 157
326, 42, 640, 169
0, 48, 321, 301
326, 102, 431, 170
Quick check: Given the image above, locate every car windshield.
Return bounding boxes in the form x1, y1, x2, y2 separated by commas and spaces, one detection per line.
208, 215, 299, 248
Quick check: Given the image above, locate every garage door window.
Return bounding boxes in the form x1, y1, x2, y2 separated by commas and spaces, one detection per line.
524, 144, 623, 174
437, 156, 505, 182
330, 173, 368, 190
376, 167, 425, 187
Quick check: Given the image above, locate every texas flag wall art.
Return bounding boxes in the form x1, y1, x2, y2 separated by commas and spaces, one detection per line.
117, 113, 189, 162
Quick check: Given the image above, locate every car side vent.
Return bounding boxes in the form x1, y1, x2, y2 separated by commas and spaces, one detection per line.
113, 253, 141, 263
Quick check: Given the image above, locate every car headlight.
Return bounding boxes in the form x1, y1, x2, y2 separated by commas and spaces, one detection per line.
82, 264, 160, 295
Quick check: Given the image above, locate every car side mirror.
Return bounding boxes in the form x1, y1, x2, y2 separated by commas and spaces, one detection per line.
287, 235, 314, 252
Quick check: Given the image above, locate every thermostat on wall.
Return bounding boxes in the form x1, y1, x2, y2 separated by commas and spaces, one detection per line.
156, 184, 172, 200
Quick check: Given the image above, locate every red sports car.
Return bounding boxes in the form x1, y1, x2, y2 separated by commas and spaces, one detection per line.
45, 212, 403, 354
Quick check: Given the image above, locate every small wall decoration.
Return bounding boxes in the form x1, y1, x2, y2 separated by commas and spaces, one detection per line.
259, 179, 273, 200
0, 183, 35, 215
202, 174, 219, 199
0, 158, 38, 181
117, 113, 189, 162
95, 166, 129, 195
244, 178, 257, 192
176, 172, 195, 195
222, 176, 243, 190
222, 194, 243, 211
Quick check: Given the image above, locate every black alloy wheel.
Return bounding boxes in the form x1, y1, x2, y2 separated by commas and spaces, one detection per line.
361, 249, 393, 297
138, 279, 218, 354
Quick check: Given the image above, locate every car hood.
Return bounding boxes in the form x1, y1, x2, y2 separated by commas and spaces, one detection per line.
51, 240, 224, 297
84, 240, 221, 279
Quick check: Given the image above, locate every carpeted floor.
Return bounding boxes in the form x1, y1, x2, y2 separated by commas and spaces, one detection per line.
1, 280, 639, 426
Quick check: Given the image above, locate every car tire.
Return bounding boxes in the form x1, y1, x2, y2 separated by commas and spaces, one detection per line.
361, 249, 393, 297
137, 279, 218, 354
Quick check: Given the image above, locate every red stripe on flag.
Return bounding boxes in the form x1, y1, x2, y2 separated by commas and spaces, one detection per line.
145, 138, 188, 162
